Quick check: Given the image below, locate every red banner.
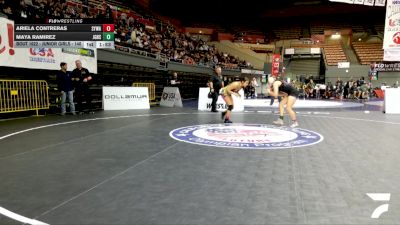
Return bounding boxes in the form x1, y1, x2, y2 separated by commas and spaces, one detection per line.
271, 54, 280, 76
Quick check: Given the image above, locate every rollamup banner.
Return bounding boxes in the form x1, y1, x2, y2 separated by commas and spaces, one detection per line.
0, 18, 97, 73
102, 87, 150, 110
198, 87, 244, 112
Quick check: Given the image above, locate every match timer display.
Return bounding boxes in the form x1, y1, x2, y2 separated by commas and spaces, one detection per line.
14, 20, 115, 49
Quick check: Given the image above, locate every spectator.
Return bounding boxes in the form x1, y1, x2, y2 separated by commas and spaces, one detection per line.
56, 62, 75, 116
2, 5, 13, 19
305, 79, 315, 98
251, 77, 259, 98
360, 82, 370, 99
0, 0, 5, 10
169, 72, 181, 87
336, 77, 344, 99
349, 82, 360, 99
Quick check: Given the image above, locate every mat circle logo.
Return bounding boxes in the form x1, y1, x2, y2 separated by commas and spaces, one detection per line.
170, 124, 323, 149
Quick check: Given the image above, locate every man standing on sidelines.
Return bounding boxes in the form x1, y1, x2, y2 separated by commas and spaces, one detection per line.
56, 62, 75, 115
170, 72, 182, 87
208, 66, 224, 112
72, 60, 93, 114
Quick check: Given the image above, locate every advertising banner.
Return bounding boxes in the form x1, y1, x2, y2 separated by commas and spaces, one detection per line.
383, 0, 400, 49
271, 54, 280, 76
198, 88, 244, 112
103, 87, 150, 110
338, 62, 350, 68
160, 87, 183, 107
371, 62, 400, 71
375, 0, 386, 6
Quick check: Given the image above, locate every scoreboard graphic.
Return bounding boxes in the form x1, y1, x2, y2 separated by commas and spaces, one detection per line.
14, 19, 115, 49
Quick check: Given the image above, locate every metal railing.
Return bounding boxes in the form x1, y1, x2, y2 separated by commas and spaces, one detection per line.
0, 80, 50, 116
114, 44, 244, 71
115, 45, 168, 61
132, 83, 156, 102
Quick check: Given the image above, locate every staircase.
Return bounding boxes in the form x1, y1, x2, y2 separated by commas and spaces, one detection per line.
302, 24, 311, 39
211, 40, 267, 70
342, 42, 360, 65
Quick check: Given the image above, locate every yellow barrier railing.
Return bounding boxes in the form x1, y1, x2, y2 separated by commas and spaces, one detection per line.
0, 80, 49, 116
132, 83, 156, 101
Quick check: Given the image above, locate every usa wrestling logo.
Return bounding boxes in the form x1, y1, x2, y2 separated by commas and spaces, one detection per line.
169, 124, 323, 149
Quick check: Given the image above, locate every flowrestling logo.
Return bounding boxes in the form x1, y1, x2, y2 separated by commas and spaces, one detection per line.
169, 124, 323, 149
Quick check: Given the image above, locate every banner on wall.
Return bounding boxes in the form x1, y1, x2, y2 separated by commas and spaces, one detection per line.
375, 0, 386, 6
329, 0, 386, 6
364, 0, 375, 5
329, 0, 355, 3
384, 49, 400, 61
384, 0, 400, 49
369, 64, 378, 80
338, 62, 350, 68
241, 69, 264, 75
0, 18, 98, 73
383, 0, 400, 60
370, 62, 400, 72
370, 71, 378, 80
271, 54, 280, 76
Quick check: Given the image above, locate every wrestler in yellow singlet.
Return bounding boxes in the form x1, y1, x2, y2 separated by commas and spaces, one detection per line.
220, 77, 249, 123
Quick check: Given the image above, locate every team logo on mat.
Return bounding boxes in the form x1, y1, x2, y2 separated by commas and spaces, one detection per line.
169, 124, 323, 149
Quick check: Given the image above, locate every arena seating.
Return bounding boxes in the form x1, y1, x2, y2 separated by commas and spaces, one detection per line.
289, 42, 347, 66
323, 44, 347, 66
352, 42, 383, 65
273, 25, 302, 40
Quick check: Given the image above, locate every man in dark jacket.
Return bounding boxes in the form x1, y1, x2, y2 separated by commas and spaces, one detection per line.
56, 62, 75, 115
72, 60, 93, 114
169, 72, 181, 87
208, 66, 224, 112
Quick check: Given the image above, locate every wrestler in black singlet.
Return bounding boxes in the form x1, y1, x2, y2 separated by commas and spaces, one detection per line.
278, 81, 299, 97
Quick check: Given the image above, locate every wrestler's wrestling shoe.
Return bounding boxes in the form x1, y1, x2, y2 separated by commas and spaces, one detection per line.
273, 118, 284, 126
221, 111, 227, 120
